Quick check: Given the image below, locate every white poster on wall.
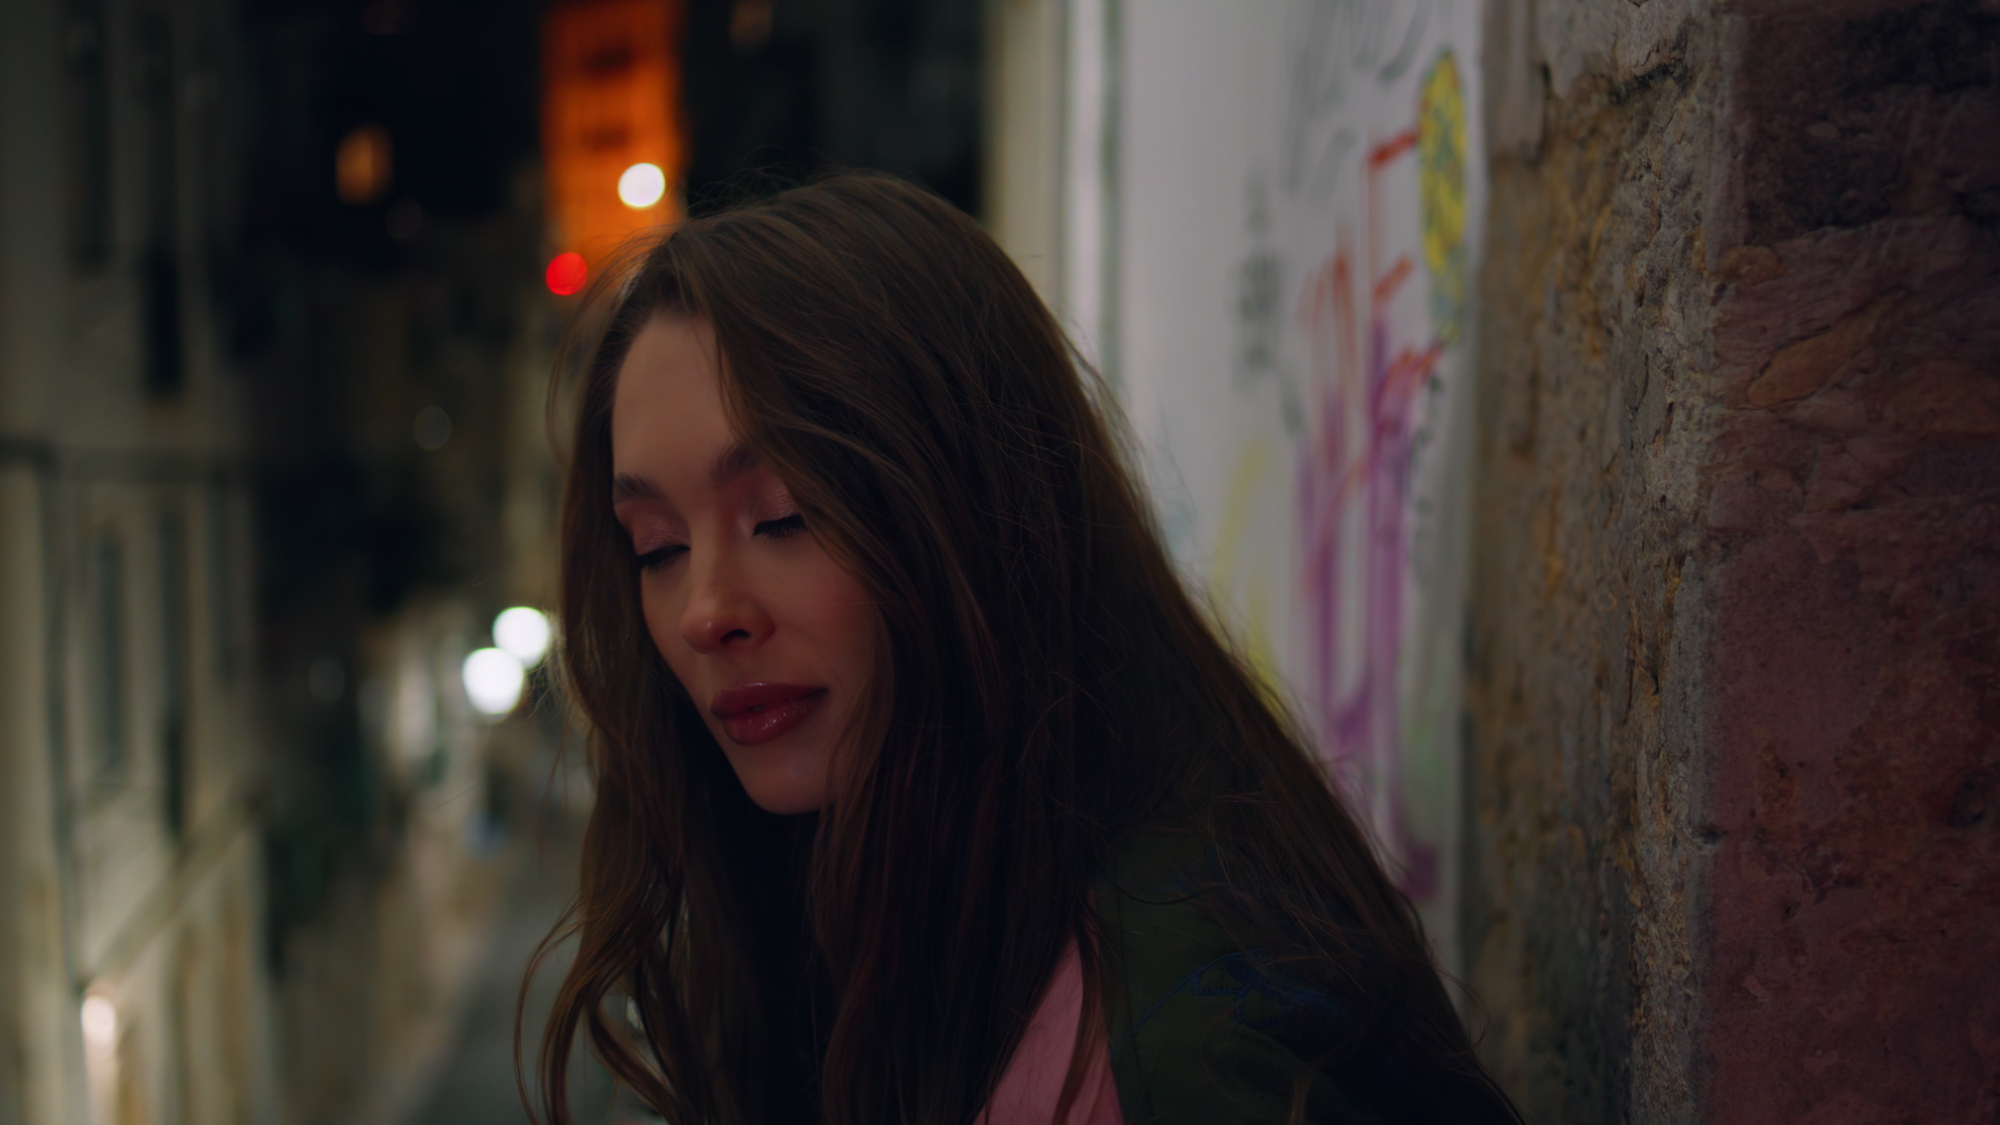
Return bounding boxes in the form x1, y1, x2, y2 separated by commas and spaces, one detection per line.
1091, 0, 1485, 963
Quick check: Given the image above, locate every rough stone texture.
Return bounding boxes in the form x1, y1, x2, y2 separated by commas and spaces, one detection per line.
1465, 0, 2000, 1121
1463, 3, 1718, 1118
1701, 2, 2000, 1120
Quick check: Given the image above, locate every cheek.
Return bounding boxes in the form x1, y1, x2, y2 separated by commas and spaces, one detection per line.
637, 579, 694, 675
782, 561, 878, 675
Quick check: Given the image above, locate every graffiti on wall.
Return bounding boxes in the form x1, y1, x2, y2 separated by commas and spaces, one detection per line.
1292, 49, 1467, 899
1201, 1, 1480, 910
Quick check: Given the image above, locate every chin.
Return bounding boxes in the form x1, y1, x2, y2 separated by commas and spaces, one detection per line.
731, 756, 829, 816
742, 784, 826, 816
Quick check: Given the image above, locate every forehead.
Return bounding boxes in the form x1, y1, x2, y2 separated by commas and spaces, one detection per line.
610, 315, 729, 470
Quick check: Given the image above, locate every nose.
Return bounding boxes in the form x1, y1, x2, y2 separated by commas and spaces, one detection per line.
677, 544, 773, 654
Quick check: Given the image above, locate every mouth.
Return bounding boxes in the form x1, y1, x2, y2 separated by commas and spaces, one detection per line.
709, 682, 829, 746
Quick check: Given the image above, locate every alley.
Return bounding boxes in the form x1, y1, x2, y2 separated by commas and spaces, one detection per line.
411, 817, 614, 1125
1, 0, 1994, 1123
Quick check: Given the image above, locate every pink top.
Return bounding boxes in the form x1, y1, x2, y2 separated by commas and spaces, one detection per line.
978, 942, 1126, 1125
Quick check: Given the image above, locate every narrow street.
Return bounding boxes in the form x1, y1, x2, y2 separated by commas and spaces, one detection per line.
411, 817, 615, 1125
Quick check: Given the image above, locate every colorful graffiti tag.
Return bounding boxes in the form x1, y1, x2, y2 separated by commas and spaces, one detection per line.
1113, 1, 1483, 950
1294, 52, 1467, 899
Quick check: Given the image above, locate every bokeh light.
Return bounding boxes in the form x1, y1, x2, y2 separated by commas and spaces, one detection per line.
81, 995, 117, 1052
335, 124, 393, 205
545, 251, 587, 296
617, 162, 667, 209
493, 607, 551, 669
412, 405, 452, 451
461, 648, 525, 718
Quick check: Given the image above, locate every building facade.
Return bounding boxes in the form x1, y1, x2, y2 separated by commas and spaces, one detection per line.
2, 1, 568, 1122
0, 1, 279, 1122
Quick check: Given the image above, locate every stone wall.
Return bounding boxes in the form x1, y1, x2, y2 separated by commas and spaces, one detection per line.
1464, 0, 2000, 1120
1699, 2, 2000, 1119
1462, 2, 1717, 1117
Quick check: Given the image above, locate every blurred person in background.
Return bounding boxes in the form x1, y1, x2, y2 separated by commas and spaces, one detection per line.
534, 173, 1524, 1125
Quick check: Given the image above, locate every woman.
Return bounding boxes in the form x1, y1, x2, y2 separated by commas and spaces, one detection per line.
532, 172, 1520, 1125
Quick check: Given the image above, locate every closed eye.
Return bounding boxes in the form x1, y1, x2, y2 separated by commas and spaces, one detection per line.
755, 513, 807, 539
637, 544, 687, 571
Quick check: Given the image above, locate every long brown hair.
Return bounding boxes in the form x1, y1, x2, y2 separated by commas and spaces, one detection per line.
530, 172, 1514, 1125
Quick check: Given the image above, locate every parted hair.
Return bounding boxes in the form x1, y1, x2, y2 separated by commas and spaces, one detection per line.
529, 172, 1516, 1125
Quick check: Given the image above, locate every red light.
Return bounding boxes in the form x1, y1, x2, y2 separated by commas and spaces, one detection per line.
545, 252, 588, 296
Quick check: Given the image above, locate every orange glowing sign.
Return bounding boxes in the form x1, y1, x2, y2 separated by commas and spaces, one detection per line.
542, 0, 684, 263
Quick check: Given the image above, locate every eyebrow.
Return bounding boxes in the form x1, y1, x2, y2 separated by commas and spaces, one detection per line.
610, 473, 659, 502
708, 441, 759, 488
609, 442, 761, 503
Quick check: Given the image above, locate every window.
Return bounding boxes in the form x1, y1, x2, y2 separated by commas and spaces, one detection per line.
89, 532, 128, 776
159, 507, 191, 834
138, 10, 185, 397
63, 0, 114, 270
205, 483, 235, 681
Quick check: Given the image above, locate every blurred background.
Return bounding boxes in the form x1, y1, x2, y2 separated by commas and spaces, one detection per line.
0, 1, 982, 1123
8, 0, 1996, 1123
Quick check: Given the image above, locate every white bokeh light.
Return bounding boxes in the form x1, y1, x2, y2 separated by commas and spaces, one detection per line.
492, 606, 551, 668
462, 648, 525, 718
618, 162, 666, 209
81, 995, 117, 1052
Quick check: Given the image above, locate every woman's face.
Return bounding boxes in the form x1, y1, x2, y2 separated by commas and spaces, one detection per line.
610, 314, 877, 814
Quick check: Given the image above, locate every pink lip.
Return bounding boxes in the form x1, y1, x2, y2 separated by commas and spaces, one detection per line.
709, 682, 828, 745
